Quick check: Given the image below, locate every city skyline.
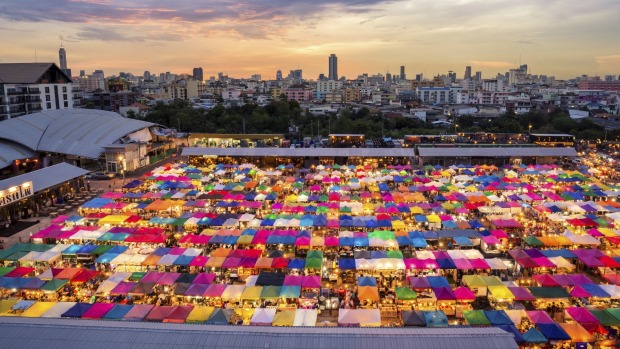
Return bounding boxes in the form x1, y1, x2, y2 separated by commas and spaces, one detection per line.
0, 0, 619, 79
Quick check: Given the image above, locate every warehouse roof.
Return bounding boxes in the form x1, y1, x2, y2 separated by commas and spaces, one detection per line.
0, 317, 518, 349
0, 139, 36, 169
417, 147, 577, 158
0, 163, 89, 192
182, 147, 414, 158
0, 109, 154, 159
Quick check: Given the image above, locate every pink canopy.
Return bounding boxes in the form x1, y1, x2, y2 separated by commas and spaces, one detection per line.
189, 255, 209, 267
141, 271, 164, 283
221, 257, 242, 268
532, 257, 556, 268
409, 277, 431, 289
453, 259, 474, 270
433, 286, 456, 300
507, 287, 536, 301
569, 285, 592, 298
82, 303, 115, 319
533, 274, 560, 287
526, 310, 555, 324
469, 258, 490, 269
110, 281, 137, 295
203, 284, 227, 297
453, 287, 476, 301
157, 272, 181, 285
324, 236, 340, 246
192, 273, 216, 284
283, 275, 303, 286
566, 307, 599, 324
302, 275, 321, 288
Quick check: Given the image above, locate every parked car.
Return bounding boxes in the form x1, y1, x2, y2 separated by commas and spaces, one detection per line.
85, 172, 116, 180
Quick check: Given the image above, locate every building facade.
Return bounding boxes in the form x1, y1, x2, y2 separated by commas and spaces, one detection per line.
0, 63, 74, 120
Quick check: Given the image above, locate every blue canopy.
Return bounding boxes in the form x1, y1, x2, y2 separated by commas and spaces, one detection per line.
484, 310, 513, 325
61, 302, 93, 318
358, 276, 377, 287
427, 276, 450, 288
288, 259, 305, 269
102, 304, 134, 320
582, 284, 611, 298
537, 323, 570, 341
422, 310, 449, 327
523, 327, 548, 343
338, 259, 356, 270
453, 236, 473, 246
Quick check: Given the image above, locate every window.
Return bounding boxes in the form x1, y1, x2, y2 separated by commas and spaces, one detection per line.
64, 101, 68, 108
45, 87, 50, 93
46, 95, 50, 101
62, 86, 67, 93
46, 102, 51, 109
63, 94, 67, 100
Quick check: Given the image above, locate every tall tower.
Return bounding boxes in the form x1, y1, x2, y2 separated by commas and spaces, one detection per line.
328, 54, 338, 80
192, 67, 203, 81
59, 44, 70, 76
400, 66, 406, 80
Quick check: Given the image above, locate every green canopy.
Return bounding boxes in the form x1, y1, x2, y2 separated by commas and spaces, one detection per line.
305, 258, 322, 269
260, 286, 282, 299
395, 287, 417, 300
41, 278, 69, 292
463, 310, 491, 325
386, 250, 404, 259
604, 308, 620, 323
523, 236, 543, 247
306, 250, 323, 259
129, 272, 147, 281
527, 287, 570, 299
590, 309, 620, 326
91, 245, 113, 255
171, 218, 188, 226
0, 266, 15, 276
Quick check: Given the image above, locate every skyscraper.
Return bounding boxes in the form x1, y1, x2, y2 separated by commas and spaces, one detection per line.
464, 66, 472, 79
328, 54, 338, 80
276, 70, 282, 81
58, 44, 71, 77
475, 71, 482, 81
193, 67, 203, 81
400, 66, 406, 80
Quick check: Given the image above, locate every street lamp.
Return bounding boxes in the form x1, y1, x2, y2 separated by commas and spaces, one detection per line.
528, 124, 532, 134
118, 155, 126, 183
454, 123, 459, 136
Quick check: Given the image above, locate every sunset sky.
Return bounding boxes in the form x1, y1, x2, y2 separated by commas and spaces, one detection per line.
0, 0, 619, 80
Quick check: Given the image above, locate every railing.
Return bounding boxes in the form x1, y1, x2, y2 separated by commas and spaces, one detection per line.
6, 90, 24, 96
28, 88, 40, 94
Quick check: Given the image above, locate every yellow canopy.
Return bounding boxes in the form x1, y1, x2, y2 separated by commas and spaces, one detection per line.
391, 220, 406, 230
559, 322, 594, 343
272, 309, 296, 326
462, 275, 487, 288
0, 298, 18, 315
97, 215, 130, 226
240, 286, 263, 300
481, 276, 504, 286
186, 306, 215, 323
21, 301, 56, 317
426, 214, 441, 223
488, 286, 515, 300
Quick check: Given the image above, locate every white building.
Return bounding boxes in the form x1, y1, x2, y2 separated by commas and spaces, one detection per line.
316, 80, 343, 99
0, 63, 75, 120
416, 87, 450, 105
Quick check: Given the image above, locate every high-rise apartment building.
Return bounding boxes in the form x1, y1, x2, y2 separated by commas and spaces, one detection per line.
193, 67, 204, 82
400, 66, 406, 80
0, 63, 75, 120
328, 54, 338, 80
464, 66, 472, 79
276, 70, 283, 81
475, 71, 482, 81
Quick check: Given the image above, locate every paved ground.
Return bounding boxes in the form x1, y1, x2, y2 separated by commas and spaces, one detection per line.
0, 155, 185, 250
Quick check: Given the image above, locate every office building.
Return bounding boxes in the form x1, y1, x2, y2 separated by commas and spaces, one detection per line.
328, 54, 338, 81
400, 66, 406, 80
193, 67, 204, 82
464, 66, 472, 79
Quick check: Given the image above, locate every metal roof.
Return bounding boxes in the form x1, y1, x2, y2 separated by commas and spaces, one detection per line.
182, 147, 414, 158
0, 139, 36, 169
0, 317, 518, 349
0, 162, 89, 192
417, 147, 577, 157
0, 63, 71, 84
0, 109, 154, 159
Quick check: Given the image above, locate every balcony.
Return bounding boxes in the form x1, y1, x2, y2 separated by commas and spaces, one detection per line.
6, 89, 25, 96
26, 96, 41, 103
28, 88, 40, 94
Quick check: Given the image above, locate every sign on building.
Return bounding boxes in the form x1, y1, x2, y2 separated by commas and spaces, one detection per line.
0, 181, 34, 207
